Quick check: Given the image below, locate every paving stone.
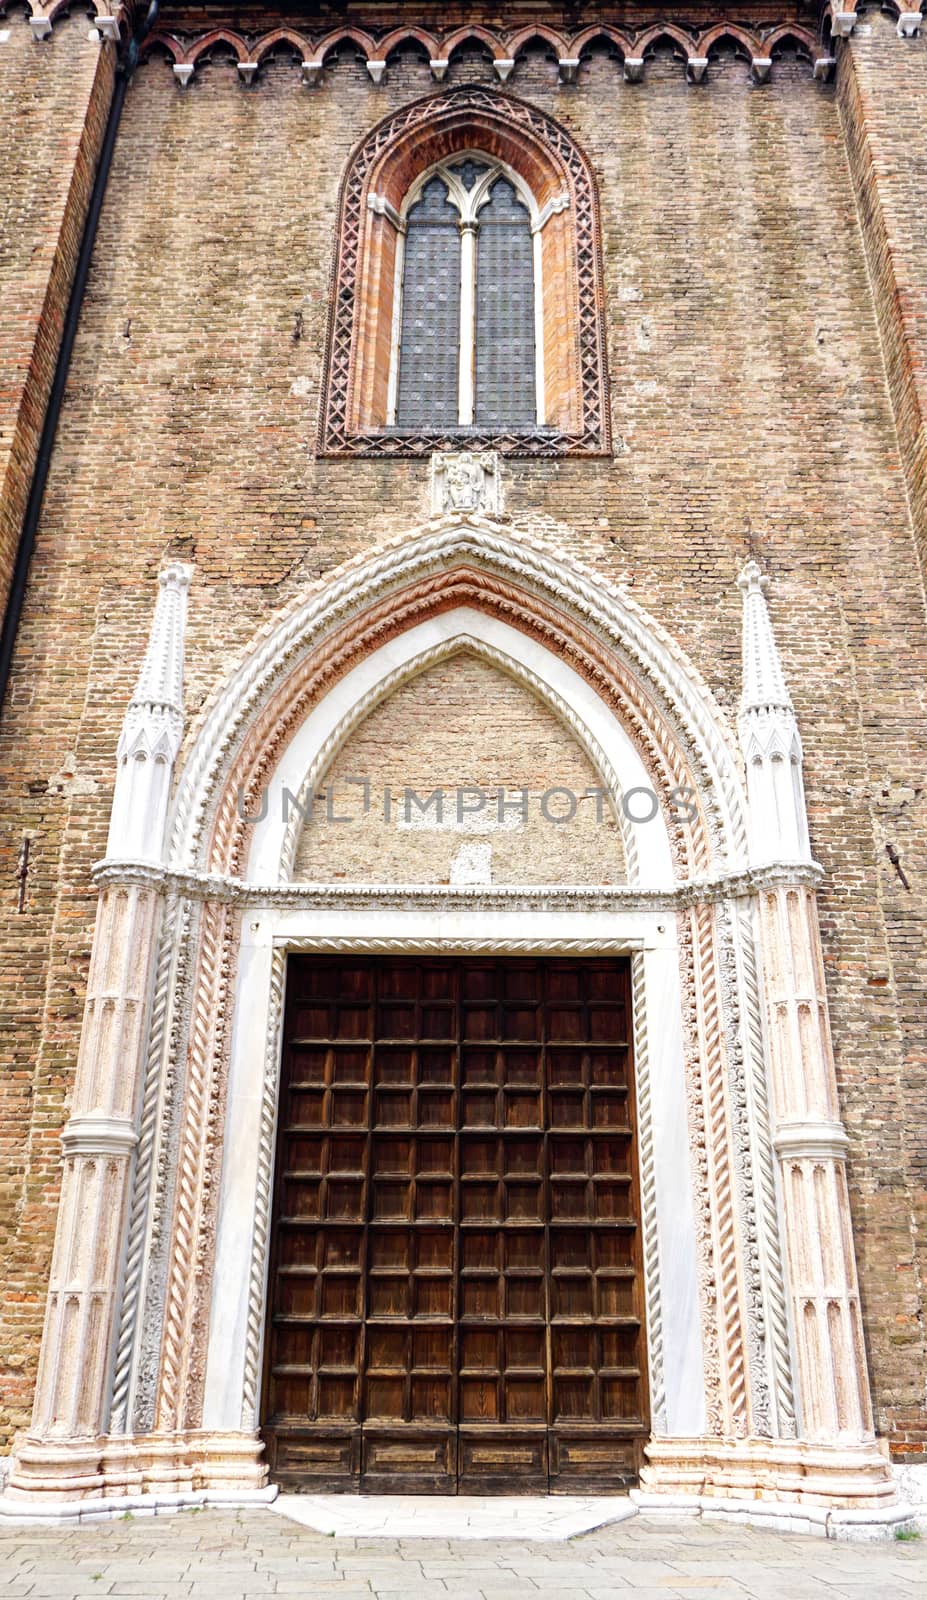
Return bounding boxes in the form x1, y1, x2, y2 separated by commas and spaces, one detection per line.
1, 1508, 926, 1600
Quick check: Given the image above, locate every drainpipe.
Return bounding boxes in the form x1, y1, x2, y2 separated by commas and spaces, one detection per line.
0, 0, 160, 721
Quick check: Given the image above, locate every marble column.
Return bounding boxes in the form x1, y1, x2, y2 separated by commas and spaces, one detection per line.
737, 562, 877, 1449
8, 565, 191, 1501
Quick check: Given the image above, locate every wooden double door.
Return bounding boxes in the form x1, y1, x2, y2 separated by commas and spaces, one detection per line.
261, 955, 649, 1493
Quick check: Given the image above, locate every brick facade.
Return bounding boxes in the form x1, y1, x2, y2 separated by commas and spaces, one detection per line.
0, 4, 925, 1460
0, 14, 112, 620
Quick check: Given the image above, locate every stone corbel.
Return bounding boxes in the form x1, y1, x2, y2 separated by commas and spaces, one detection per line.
173, 63, 194, 86
237, 61, 258, 84
687, 56, 709, 84
533, 193, 570, 234
751, 56, 772, 84
493, 58, 515, 82
29, 14, 53, 39
623, 56, 645, 82
813, 55, 837, 79
367, 192, 404, 231
558, 57, 581, 84
773, 1121, 851, 1161
429, 58, 449, 81
366, 59, 387, 84
96, 15, 120, 41
301, 59, 324, 86
896, 11, 923, 36
830, 11, 858, 36
61, 1114, 141, 1159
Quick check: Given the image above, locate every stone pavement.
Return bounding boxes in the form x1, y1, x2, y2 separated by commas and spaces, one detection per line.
0, 1508, 925, 1600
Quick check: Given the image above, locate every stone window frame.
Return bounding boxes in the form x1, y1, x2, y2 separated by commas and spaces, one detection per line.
388, 153, 544, 430
317, 84, 612, 457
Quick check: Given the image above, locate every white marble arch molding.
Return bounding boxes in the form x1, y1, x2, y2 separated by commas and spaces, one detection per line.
173, 521, 750, 1448
166, 517, 750, 876
269, 625, 649, 887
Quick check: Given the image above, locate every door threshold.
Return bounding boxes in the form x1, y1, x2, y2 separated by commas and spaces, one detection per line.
272, 1491, 638, 1540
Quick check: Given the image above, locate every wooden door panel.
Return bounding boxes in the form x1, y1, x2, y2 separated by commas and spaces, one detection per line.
458, 1427, 548, 1493
262, 956, 649, 1492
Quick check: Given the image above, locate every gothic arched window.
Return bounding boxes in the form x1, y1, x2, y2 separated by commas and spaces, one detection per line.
319, 86, 610, 457
392, 158, 540, 431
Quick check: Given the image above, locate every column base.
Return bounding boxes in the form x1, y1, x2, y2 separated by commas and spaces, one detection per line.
1, 1430, 270, 1520
636, 1435, 913, 1539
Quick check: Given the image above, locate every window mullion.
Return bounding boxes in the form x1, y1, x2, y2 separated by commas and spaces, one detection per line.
386, 225, 407, 427
532, 227, 545, 427
458, 221, 478, 427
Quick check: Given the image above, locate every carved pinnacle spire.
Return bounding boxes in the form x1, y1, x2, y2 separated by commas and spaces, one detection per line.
736, 562, 809, 865
108, 563, 192, 864
119, 562, 192, 764
737, 559, 792, 717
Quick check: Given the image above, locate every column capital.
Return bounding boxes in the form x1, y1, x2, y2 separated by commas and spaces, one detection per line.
61, 1115, 139, 1158
773, 1120, 851, 1161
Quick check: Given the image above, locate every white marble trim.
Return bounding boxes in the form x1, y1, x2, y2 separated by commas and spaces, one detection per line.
202, 905, 705, 1439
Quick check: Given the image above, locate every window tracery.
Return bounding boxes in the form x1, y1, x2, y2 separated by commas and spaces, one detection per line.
392, 156, 540, 430
318, 85, 611, 457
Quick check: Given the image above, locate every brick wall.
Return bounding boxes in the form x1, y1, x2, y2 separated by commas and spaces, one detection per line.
838, 14, 927, 595
0, 14, 113, 624
832, 11, 927, 1459
292, 653, 627, 885
0, 13, 925, 1452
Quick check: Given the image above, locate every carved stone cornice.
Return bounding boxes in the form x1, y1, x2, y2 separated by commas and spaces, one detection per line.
90, 856, 824, 911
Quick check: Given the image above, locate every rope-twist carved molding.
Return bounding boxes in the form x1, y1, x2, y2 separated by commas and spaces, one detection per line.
184, 910, 237, 1431
632, 951, 666, 1432
241, 946, 288, 1429
716, 899, 771, 1436
737, 901, 797, 1437
693, 902, 749, 1436
212, 572, 701, 886
110, 895, 178, 1434
156, 901, 229, 1431
131, 895, 194, 1434
167, 521, 748, 882
675, 910, 724, 1435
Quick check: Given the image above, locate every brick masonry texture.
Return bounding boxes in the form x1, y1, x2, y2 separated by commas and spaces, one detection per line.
0, 7, 926, 1457
837, 18, 927, 654
291, 653, 628, 884
0, 13, 112, 621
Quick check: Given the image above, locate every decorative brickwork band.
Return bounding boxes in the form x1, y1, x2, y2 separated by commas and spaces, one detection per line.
132, 14, 853, 90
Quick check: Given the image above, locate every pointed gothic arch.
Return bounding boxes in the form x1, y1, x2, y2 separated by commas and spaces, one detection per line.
169, 522, 747, 882
317, 85, 611, 455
